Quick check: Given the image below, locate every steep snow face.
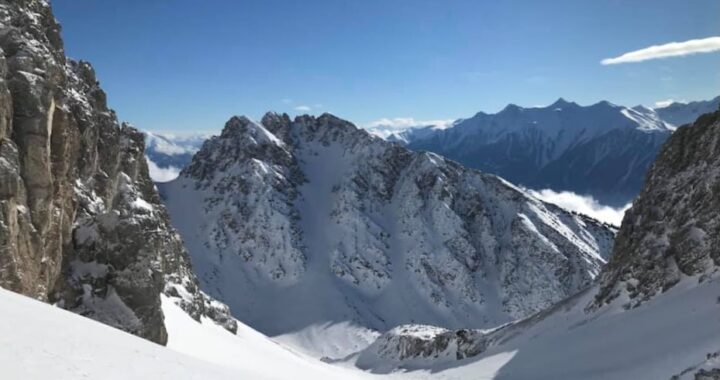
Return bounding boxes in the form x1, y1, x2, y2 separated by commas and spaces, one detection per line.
143, 131, 210, 182
0, 287, 373, 380
401, 99, 674, 206
654, 95, 720, 127
160, 112, 615, 356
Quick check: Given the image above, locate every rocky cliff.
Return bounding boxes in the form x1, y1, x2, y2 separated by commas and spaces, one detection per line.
0, 0, 235, 344
594, 108, 720, 308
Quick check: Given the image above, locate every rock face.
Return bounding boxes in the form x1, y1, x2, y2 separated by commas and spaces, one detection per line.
396, 99, 675, 206
0, 0, 235, 344
594, 109, 720, 308
160, 112, 615, 341
355, 324, 490, 372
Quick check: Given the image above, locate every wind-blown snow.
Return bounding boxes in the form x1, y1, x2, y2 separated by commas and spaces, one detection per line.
527, 188, 631, 226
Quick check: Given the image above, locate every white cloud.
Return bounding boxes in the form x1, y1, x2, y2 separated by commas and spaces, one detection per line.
601, 36, 720, 65
366, 117, 454, 130
527, 188, 631, 226
653, 99, 686, 108
294, 105, 312, 112
364, 117, 455, 139
146, 157, 181, 183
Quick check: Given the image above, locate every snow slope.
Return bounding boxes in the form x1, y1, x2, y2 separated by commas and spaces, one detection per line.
352, 276, 720, 380
0, 286, 375, 380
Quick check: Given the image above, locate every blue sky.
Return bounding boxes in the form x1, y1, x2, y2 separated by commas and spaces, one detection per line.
53, 0, 720, 132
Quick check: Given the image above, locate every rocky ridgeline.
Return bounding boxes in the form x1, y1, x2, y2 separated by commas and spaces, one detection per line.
161, 111, 615, 340
594, 108, 720, 308
0, 0, 235, 343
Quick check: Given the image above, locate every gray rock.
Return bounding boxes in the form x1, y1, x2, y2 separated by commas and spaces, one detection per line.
0, 0, 235, 344
594, 109, 720, 308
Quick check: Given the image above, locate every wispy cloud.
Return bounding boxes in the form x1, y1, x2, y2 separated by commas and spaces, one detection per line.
294, 105, 312, 112
366, 117, 454, 130
145, 157, 181, 183
653, 99, 685, 108
601, 36, 720, 65
527, 188, 631, 226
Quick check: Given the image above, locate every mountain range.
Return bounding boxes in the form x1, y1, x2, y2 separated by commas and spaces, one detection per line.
393, 99, 686, 207
147, 96, 718, 208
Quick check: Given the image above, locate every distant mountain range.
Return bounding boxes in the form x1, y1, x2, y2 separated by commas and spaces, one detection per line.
144, 96, 719, 206
654, 96, 720, 126
389, 96, 718, 206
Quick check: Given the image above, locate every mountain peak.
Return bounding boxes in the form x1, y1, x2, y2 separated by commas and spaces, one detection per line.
549, 97, 574, 107
220, 115, 285, 147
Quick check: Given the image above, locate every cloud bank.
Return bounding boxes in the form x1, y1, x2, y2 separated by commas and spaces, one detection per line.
365, 117, 455, 138
146, 157, 181, 183
601, 36, 720, 65
527, 189, 631, 226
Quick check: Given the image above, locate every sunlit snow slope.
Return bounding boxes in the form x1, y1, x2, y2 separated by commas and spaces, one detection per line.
0, 287, 373, 380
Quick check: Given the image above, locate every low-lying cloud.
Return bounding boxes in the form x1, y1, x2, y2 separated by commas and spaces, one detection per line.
601, 36, 720, 65
527, 189, 631, 226
365, 117, 455, 138
146, 157, 181, 183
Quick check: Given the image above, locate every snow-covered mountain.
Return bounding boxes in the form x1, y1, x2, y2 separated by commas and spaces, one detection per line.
159, 112, 615, 357
350, 109, 720, 379
143, 131, 210, 182
393, 99, 676, 207
654, 95, 720, 127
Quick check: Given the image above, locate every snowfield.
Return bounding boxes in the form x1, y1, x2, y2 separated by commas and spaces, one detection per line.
349, 275, 720, 380
0, 287, 373, 380
4, 275, 719, 380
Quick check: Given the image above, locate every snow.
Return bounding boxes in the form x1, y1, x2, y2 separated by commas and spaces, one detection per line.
350, 276, 720, 380
0, 286, 383, 380
0, 287, 240, 380
161, 295, 373, 380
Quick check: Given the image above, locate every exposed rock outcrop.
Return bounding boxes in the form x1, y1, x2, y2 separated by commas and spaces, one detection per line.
594, 109, 720, 308
0, 0, 235, 344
